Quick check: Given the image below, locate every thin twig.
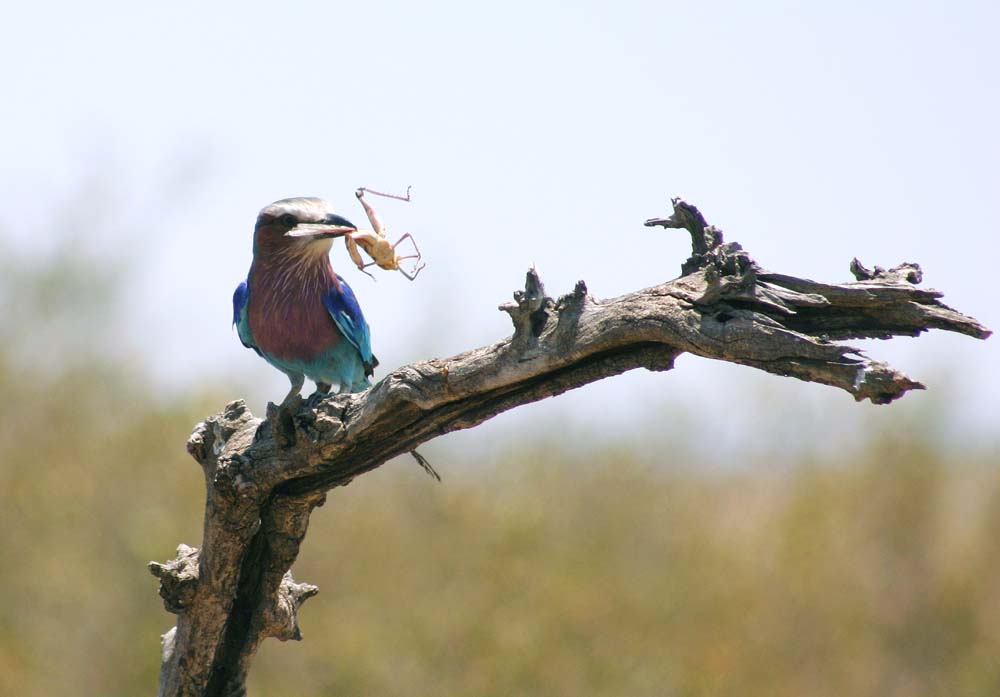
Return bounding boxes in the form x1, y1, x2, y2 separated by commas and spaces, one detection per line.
410, 449, 441, 482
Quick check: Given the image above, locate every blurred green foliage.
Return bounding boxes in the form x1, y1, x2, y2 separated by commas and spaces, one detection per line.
1, 241, 998, 697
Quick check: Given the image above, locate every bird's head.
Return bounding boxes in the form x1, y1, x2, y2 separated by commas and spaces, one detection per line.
253, 197, 356, 258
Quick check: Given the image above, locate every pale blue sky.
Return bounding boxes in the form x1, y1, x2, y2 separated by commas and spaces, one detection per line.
3, 1, 997, 452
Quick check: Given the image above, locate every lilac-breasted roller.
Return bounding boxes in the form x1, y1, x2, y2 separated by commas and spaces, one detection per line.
232, 197, 378, 404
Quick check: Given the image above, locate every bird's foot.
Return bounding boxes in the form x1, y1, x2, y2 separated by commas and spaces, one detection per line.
305, 383, 333, 409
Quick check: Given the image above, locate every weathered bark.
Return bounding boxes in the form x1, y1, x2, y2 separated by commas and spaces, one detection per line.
151, 198, 990, 696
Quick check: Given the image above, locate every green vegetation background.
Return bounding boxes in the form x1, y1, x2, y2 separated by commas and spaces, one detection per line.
1, 242, 998, 697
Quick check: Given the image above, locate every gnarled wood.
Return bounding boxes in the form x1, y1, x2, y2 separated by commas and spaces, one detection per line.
152, 198, 990, 696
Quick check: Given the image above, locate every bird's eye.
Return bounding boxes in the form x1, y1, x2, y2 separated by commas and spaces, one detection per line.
279, 214, 297, 227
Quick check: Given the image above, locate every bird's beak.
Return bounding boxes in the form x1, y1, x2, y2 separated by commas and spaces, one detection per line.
284, 213, 357, 239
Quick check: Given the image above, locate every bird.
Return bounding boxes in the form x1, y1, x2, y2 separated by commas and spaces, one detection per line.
232, 197, 378, 405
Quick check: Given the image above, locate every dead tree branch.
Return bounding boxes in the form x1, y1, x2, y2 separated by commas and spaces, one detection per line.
152, 198, 990, 697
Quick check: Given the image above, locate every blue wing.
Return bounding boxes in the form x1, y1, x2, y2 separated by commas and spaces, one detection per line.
232, 278, 262, 357
323, 275, 377, 375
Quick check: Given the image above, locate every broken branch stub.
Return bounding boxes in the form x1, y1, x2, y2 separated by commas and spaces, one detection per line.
149, 544, 199, 614
500, 266, 554, 347
644, 197, 729, 274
